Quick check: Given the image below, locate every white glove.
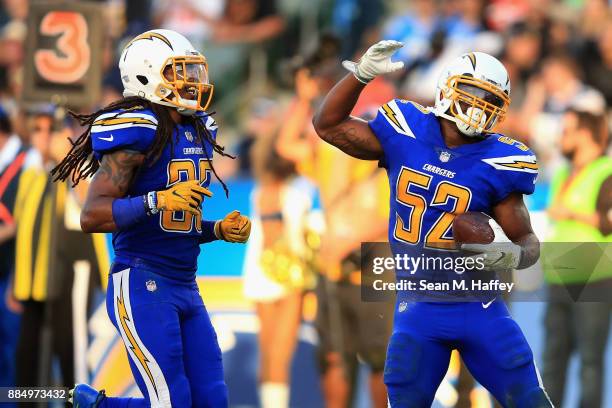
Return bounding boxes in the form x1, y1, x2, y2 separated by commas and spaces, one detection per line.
343, 40, 405, 84
461, 218, 522, 272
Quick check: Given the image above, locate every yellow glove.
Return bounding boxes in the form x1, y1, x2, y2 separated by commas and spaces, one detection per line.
156, 180, 212, 215
215, 210, 251, 243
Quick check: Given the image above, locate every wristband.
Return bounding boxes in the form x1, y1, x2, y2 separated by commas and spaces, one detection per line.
112, 196, 148, 230
145, 191, 159, 215
214, 220, 226, 241
342, 60, 370, 84
200, 220, 220, 244
352, 71, 371, 84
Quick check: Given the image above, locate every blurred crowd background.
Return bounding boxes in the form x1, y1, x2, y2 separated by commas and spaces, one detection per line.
1, 0, 612, 407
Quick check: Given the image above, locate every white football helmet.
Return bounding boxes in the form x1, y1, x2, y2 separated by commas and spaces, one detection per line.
119, 29, 214, 115
433, 52, 510, 137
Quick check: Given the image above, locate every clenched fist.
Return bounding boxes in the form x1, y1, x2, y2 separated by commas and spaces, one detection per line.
215, 210, 251, 243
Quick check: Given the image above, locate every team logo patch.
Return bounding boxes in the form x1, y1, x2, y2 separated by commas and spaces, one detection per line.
439, 151, 451, 163
398, 301, 408, 313
146, 280, 157, 292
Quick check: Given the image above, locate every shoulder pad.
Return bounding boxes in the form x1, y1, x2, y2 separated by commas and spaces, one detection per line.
91, 108, 158, 157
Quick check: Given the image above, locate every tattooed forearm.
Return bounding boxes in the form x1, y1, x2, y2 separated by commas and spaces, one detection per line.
319, 123, 383, 160
312, 73, 384, 159
95, 150, 144, 195
80, 150, 145, 233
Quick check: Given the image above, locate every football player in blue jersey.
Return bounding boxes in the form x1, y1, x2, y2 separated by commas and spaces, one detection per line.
312, 41, 553, 407
51, 29, 251, 408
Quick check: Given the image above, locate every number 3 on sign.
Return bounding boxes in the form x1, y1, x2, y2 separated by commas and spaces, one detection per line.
161, 159, 212, 233
34, 11, 91, 84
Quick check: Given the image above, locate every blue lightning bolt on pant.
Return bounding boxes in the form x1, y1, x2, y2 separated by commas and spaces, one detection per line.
384, 300, 552, 408
100, 262, 228, 408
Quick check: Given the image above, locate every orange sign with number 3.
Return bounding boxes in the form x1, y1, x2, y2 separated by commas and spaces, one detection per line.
34, 11, 91, 84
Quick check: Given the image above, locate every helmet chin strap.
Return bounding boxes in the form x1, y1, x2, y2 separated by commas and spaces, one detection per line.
433, 104, 486, 138
176, 97, 199, 116
454, 102, 487, 137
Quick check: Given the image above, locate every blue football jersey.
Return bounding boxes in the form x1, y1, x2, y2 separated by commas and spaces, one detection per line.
369, 99, 538, 249
91, 107, 218, 277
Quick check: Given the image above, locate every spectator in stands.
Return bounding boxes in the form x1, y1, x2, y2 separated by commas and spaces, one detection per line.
581, 18, 612, 107
444, 0, 487, 42
498, 22, 542, 140
396, 0, 503, 103
518, 53, 605, 178
154, 0, 224, 50
212, 0, 285, 44
382, 0, 442, 67
537, 52, 605, 112
579, 0, 611, 42
331, 0, 385, 60
547, 7, 578, 53
485, 0, 532, 32
0, 0, 26, 98
198, 0, 286, 123
235, 97, 280, 177
543, 108, 612, 408
0, 106, 40, 392
14, 107, 108, 390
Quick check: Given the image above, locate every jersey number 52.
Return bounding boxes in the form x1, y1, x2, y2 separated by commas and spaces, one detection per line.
394, 167, 472, 249
161, 159, 211, 233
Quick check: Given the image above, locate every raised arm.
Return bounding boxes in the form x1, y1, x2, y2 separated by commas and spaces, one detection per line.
312, 40, 404, 160
312, 74, 382, 160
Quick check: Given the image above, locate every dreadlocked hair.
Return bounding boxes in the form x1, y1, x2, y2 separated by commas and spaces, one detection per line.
51, 96, 234, 196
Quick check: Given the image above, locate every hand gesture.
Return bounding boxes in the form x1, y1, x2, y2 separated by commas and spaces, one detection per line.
342, 40, 405, 84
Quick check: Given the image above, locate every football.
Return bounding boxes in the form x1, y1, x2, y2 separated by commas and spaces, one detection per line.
452, 211, 495, 244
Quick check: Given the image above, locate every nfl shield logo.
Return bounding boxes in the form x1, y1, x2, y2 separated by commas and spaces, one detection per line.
146, 280, 157, 292
398, 301, 408, 313
185, 131, 194, 142
439, 151, 451, 163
